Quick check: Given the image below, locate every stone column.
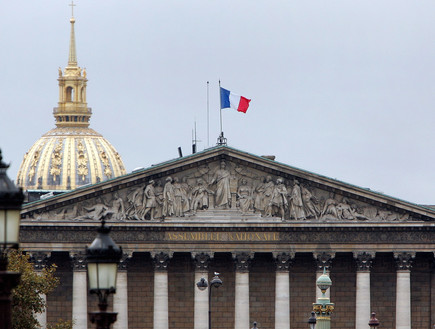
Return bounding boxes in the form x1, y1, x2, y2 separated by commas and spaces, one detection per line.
29, 252, 50, 329
113, 253, 132, 329
152, 252, 172, 329
193, 252, 212, 329
71, 253, 88, 329
354, 252, 375, 329
234, 252, 252, 329
394, 252, 415, 329
314, 252, 334, 300
273, 252, 294, 329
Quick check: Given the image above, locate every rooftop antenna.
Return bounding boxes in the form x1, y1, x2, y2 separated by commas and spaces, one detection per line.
192, 121, 201, 154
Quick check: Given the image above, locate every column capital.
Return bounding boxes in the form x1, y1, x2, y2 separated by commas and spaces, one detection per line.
29, 251, 51, 271
394, 252, 415, 271
353, 251, 375, 272
151, 251, 172, 271
233, 252, 253, 272
192, 252, 213, 272
118, 252, 133, 271
71, 252, 87, 271
313, 252, 335, 271
273, 252, 294, 272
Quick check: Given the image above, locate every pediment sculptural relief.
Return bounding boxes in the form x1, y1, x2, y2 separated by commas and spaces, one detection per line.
30, 159, 412, 222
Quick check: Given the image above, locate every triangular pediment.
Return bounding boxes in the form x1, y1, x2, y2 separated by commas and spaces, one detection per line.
22, 146, 435, 223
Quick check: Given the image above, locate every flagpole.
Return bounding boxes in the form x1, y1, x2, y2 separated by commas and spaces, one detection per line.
219, 80, 223, 136
207, 81, 210, 148
217, 80, 227, 145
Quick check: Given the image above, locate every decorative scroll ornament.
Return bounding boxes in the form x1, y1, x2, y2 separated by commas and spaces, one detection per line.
50, 139, 63, 182
353, 251, 375, 272
29, 251, 51, 271
233, 252, 253, 272
314, 252, 335, 271
273, 252, 294, 272
96, 141, 112, 178
76, 140, 88, 181
118, 252, 133, 271
394, 252, 415, 271
152, 252, 172, 271
193, 252, 212, 271
71, 252, 87, 271
28, 144, 43, 183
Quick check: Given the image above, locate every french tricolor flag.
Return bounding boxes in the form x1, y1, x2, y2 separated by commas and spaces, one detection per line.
220, 87, 251, 113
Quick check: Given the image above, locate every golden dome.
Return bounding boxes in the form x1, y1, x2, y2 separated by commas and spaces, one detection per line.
17, 14, 126, 191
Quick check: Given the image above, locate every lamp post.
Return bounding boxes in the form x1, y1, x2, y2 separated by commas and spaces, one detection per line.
308, 311, 317, 329
368, 312, 380, 328
312, 267, 334, 329
196, 272, 222, 329
86, 220, 122, 329
0, 149, 24, 329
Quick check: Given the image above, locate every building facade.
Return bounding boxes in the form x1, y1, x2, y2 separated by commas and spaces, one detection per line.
20, 146, 435, 329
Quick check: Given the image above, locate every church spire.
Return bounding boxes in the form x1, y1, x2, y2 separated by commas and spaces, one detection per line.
68, 6, 77, 67
54, 4, 92, 128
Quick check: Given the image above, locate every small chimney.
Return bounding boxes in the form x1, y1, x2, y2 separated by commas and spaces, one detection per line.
261, 155, 275, 161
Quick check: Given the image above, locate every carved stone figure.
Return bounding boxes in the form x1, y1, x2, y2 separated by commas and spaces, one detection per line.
301, 185, 319, 219
289, 180, 306, 220
362, 206, 378, 219
337, 198, 355, 220
321, 194, 339, 219
80, 201, 112, 220
143, 180, 158, 220
180, 177, 191, 212
268, 178, 288, 220
237, 179, 253, 214
163, 177, 175, 217
111, 192, 125, 221
210, 160, 232, 209
191, 178, 214, 214
253, 178, 266, 213
256, 175, 275, 216
153, 181, 164, 220
173, 177, 189, 216
126, 185, 144, 220
57, 204, 78, 220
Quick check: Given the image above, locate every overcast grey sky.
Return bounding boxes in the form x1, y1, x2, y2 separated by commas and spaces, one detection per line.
1, 1, 434, 204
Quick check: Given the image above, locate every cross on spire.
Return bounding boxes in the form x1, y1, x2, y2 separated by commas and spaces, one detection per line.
69, 1, 76, 17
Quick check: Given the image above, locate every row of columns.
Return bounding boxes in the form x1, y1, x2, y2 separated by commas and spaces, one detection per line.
30, 251, 417, 329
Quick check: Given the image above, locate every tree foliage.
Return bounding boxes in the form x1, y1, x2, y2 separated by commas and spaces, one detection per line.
7, 250, 73, 329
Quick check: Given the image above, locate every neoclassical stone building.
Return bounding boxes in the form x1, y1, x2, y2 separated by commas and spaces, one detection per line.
20, 146, 435, 329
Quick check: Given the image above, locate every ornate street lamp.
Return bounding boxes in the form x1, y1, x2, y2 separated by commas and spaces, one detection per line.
308, 311, 316, 329
196, 272, 222, 329
312, 267, 334, 329
0, 149, 24, 329
86, 220, 122, 329
368, 312, 380, 328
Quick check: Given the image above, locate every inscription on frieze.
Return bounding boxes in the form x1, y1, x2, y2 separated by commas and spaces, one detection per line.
165, 231, 280, 242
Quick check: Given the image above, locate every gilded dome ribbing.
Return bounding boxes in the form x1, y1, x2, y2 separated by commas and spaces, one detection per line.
16, 14, 126, 191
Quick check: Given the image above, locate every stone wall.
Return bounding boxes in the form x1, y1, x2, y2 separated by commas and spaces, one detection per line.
46, 252, 73, 325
